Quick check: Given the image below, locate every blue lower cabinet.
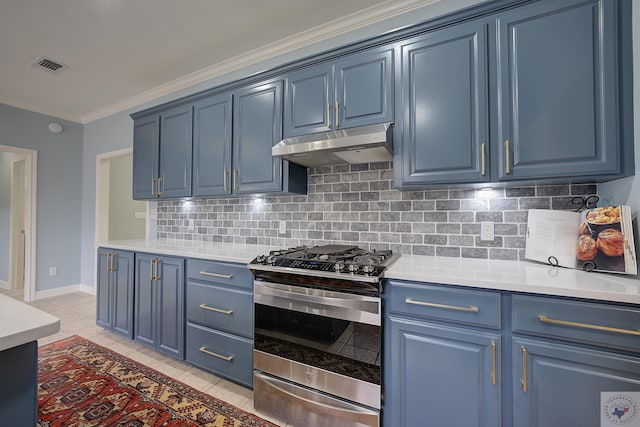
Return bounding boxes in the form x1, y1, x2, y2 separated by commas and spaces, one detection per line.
186, 323, 253, 388
512, 337, 640, 427
385, 317, 501, 427
134, 253, 185, 359
96, 248, 134, 339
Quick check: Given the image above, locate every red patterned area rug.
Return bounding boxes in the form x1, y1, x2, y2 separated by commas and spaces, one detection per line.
38, 335, 279, 427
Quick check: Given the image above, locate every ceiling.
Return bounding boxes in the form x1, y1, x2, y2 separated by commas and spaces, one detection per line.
0, 0, 438, 124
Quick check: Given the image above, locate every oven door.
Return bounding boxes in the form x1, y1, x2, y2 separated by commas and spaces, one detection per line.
254, 279, 381, 410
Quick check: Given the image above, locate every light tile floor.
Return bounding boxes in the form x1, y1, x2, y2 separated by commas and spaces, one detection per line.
2, 288, 288, 427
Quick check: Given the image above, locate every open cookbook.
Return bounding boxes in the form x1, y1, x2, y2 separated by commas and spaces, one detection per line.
525, 206, 637, 275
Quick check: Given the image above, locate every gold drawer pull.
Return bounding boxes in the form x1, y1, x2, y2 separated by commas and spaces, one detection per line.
481, 143, 486, 176
405, 298, 479, 313
491, 341, 496, 385
521, 346, 527, 392
199, 346, 233, 362
199, 304, 233, 315
538, 315, 640, 336
199, 271, 233, 279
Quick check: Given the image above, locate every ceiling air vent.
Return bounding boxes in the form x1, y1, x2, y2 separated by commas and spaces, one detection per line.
31, 56, 68, 74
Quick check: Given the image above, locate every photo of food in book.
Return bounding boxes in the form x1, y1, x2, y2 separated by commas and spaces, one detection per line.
576, 206, 626, 271
525, 206, 637, 275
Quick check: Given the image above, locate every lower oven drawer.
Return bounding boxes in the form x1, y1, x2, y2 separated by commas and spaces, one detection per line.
185, 323, 253, 387
254, 372, 379, 427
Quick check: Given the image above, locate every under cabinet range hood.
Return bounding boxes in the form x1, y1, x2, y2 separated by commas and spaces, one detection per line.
272, 123, 393, 168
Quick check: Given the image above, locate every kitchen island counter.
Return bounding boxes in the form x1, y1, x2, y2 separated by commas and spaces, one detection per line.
0, 293, 60, 427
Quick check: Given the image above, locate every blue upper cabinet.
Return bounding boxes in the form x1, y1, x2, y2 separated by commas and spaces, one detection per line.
192, 93, 233, 197
395, 0, 631, 187
132, 103, 192, 200
284, 64, 333, 137
233, 80, 283, 194
159, 104, 193, 198
233, 80, 307, 195
335, 48, 393, 130
496, 0, 620, 180
398, 19, 489, 185
284, 47, 393, 137
132, 115, 159, 200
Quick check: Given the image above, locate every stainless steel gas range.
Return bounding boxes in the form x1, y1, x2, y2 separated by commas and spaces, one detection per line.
249, 244, 397, 427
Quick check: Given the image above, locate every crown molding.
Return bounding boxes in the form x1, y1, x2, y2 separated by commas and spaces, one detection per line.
0, 95, 82, 123
79, 0, 440, 124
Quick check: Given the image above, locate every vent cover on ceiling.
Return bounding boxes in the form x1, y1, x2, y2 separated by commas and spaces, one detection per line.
31, 56, 68, 74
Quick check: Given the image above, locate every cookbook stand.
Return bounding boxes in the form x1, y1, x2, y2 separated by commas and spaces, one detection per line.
546, 195, 600, 272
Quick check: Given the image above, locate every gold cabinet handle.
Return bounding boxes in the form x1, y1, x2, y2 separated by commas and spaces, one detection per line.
405, 298, 479, 313
521, 346, 527, 392
327, 103, 332, 129
157, 177, 163, 195
223, 169, 229, 192
504, 140, 510, 174
199, 303, 233, 315
538, 315, 640, 336
233, 169, 238, 191
481, 143, 486, 176
199, 346, 233, 362
107, 253, 113, 272
151, 178, 157, 196
150, 259, 161, 281
111, 253, 117, 272
149, 259, 154, 281
491, 341, 496, 385
199, 271, 233, 279
335, 100, 340, 128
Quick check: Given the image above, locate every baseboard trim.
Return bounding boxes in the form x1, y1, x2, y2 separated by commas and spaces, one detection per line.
35, 284, 95, 300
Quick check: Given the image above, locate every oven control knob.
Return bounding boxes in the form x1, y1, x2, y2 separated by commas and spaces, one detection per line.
267, 255, 277, 265
255, 255, 266, 264
348, 263, 359, 273
334, 261, 345, 272
362, 264, 375, 274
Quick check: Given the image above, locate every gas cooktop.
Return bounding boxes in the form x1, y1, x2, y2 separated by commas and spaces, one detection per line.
248, 244, 397, 282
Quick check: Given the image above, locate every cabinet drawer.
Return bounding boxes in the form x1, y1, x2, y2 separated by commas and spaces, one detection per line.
187, 259, 252, 289
186, 323, 253, 387
512, 295, 640, 352
186, 281, 253, 338
387, 280, 501, 329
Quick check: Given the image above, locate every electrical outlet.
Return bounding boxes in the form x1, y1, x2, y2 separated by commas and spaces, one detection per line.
279, 220, 287, 235
480, 222, 494, 241
188, 219, 195, 231
49, 266, 58, 276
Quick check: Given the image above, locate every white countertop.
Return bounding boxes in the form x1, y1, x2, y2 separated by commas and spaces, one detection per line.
0, 294, 60, 352
99, 239, 640, 305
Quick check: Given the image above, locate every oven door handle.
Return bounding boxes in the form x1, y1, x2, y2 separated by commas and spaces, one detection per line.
254, 281, 381, 326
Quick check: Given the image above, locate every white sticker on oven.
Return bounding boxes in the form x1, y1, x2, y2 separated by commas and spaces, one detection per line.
602, 392, 640, 426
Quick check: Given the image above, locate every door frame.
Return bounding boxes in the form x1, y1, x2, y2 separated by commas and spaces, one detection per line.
9, 157, 26, 291
1, 145, 37, 302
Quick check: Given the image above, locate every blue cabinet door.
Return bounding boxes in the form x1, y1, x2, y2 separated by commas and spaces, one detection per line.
512, 337, 640, 427
398, 19, 489, 185
192, 93, 233, 197
132, 115, 159, 200
96, 248, 111, 330
233, 80, 284, 194
335, 47, 393, 130
112, 251, 134, 339
96, 249, 134, 338
134, 254, 156, 349
156, 256, 185, 359
496, 0, 620, 180
284, 64, 333, 137
385, 317, 501, 427
159, 104, 193, 198
134, 253, 184, 359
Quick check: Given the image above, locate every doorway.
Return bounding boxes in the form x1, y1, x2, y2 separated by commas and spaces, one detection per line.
0, 145, 37, 302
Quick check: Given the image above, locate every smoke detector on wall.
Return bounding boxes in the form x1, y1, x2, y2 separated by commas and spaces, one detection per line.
48, 122, 63, 134
31, 56, 68, 75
